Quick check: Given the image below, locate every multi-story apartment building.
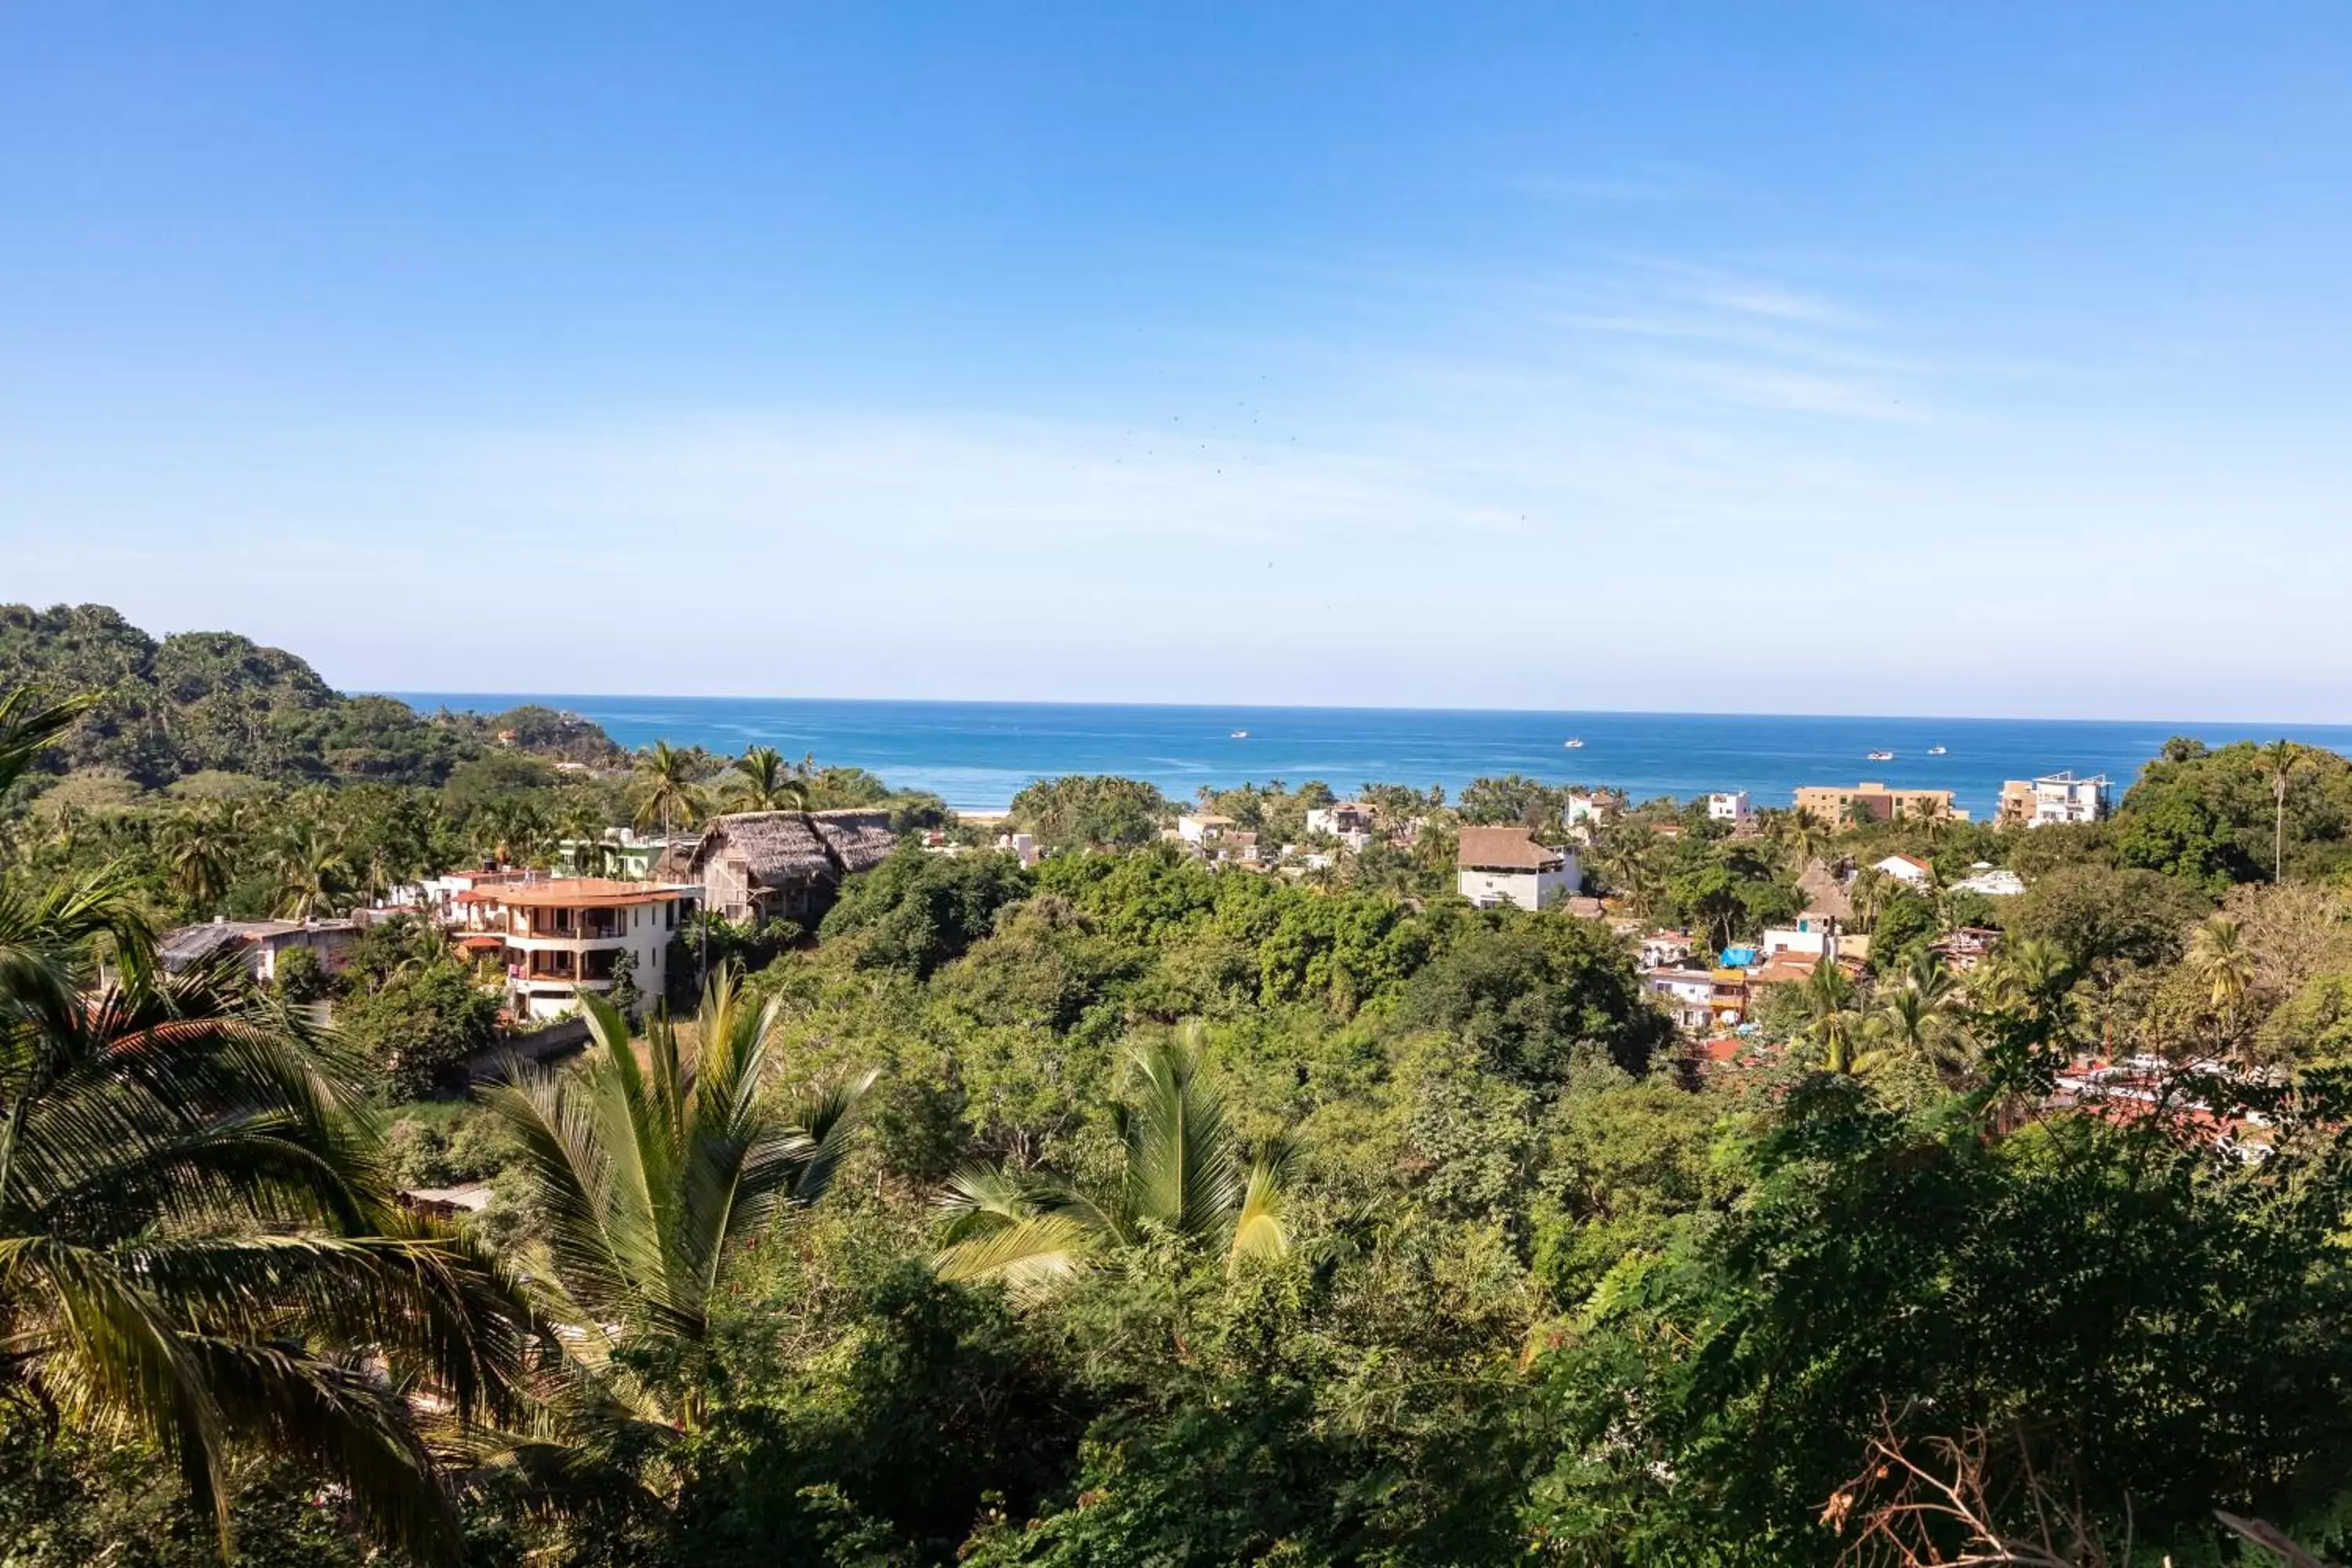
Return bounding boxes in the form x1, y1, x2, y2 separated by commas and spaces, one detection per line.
1792, 781, 1960, 826
465, 878, 699, 1022
1998, 771, 2112, 827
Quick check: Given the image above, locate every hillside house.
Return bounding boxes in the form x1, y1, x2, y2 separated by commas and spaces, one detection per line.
1932, 926, 2003, 973
1762, 914, 1869, 963
1304, 801, 1377, 849
1998, 771, 2112, 827
556, 827, 696, 880
1640, 929, 1696, 968
1565, 792, 1618, 827
466, 878, 699, 1022
159, 917, 364, 985
1872, 853, 1935, 887
1456, 826, 1580, 912
1176, 813, 1236, 848
684, 809, 899, 926
1648, 967, 1716, 1033
1795, 858, 1854, 921
400, 867, 537, 926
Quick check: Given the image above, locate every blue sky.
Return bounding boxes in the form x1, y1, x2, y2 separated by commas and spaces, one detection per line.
5, 3, 2350, 718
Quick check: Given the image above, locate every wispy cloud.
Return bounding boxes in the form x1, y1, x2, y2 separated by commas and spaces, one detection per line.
1631, 259, 1852, 324
1634, 360, 1932, 423
1693, 281, 1842, 322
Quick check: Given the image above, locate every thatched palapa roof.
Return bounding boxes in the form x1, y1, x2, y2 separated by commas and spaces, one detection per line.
1456, 826, 1568, 872
684, 808, 898, 888
1796, 858, 1853, 920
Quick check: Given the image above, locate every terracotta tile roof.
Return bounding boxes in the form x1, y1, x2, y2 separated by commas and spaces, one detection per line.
1456, 826, 1566, 871
1751, 953, 1822, 985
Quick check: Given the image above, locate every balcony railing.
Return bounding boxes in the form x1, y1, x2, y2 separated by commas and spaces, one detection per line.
507, 953, 622, 985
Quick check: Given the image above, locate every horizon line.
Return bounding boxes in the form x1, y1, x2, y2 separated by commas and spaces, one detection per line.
365, 688, 2352, 736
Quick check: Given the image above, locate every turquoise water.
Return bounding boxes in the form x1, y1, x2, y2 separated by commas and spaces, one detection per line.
390, 695, 2352, 817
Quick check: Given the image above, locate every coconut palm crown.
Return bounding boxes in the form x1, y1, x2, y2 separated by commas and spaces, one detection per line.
630, 740, 710, 839
0, 940, 540, 1561
1, 686, 550, 1562
933, 1022, 1297, 1296
725, 745, 811, 813
477, 978, 870, 1428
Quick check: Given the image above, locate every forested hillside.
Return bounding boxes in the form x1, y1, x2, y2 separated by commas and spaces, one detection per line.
0, 602, 620, 790
13, 650, 2352, 1566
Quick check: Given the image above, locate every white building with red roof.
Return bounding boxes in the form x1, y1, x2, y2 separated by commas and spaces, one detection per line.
1872, 852, 1935, 887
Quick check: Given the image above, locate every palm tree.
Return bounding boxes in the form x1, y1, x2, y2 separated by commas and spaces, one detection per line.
1777, 807, 1832, 875
478, 979, 869, 1431
1591, 827, 1664, 916
1978, 936, 2074, 1029
554, 800, 621, 877
2258, 739, 2318, 883
726, 745, 810, 814
1897, 945, 1960, 1011
1904, 793, 1948, 844
1798, 961, 1864, 1074
271, 817, 350, 920
162, 803, 243, 915
472, 797, 551, 869
355, 831, 406, 907
631, 741, 710, 840
1862, 958, 1971, 1085
1849, 865, 1893, 934
0, 687, 89, 771
933, 1023, 1296, 1294
2188, 913, 2257, 1018
44, 800, 88, 858
1, 851, 540, 1559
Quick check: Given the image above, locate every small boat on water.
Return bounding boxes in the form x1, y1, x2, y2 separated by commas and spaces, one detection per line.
1866, 750, 1896, 761
1927, 745, 1948, 756
1230, 729, 1250, 739
1563, 738, 1585, 750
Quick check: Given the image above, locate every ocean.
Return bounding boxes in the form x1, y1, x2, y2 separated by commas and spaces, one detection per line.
387, 695, 2352, 818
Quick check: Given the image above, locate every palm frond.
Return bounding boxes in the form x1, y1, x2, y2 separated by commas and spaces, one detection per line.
927, 1018, 1290, 1298
5, 1234, 236, 1552
931, 1211, 1101, 1296
474, 1070, 652, 1332
779, 1069, 875, 1208
2, 855, 541, 1565
1228, 1137, 1299, 1272
934, 1163, 1047, 1229
0, 687, 96, 797
1121, 1025, 1242, 1239
477, 969, 869, 1415
180, 1335, 463, 1565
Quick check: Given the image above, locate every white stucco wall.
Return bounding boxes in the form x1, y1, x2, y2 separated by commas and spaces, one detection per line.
1457, 855, 1579, 912
504, 897, 690, 1022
